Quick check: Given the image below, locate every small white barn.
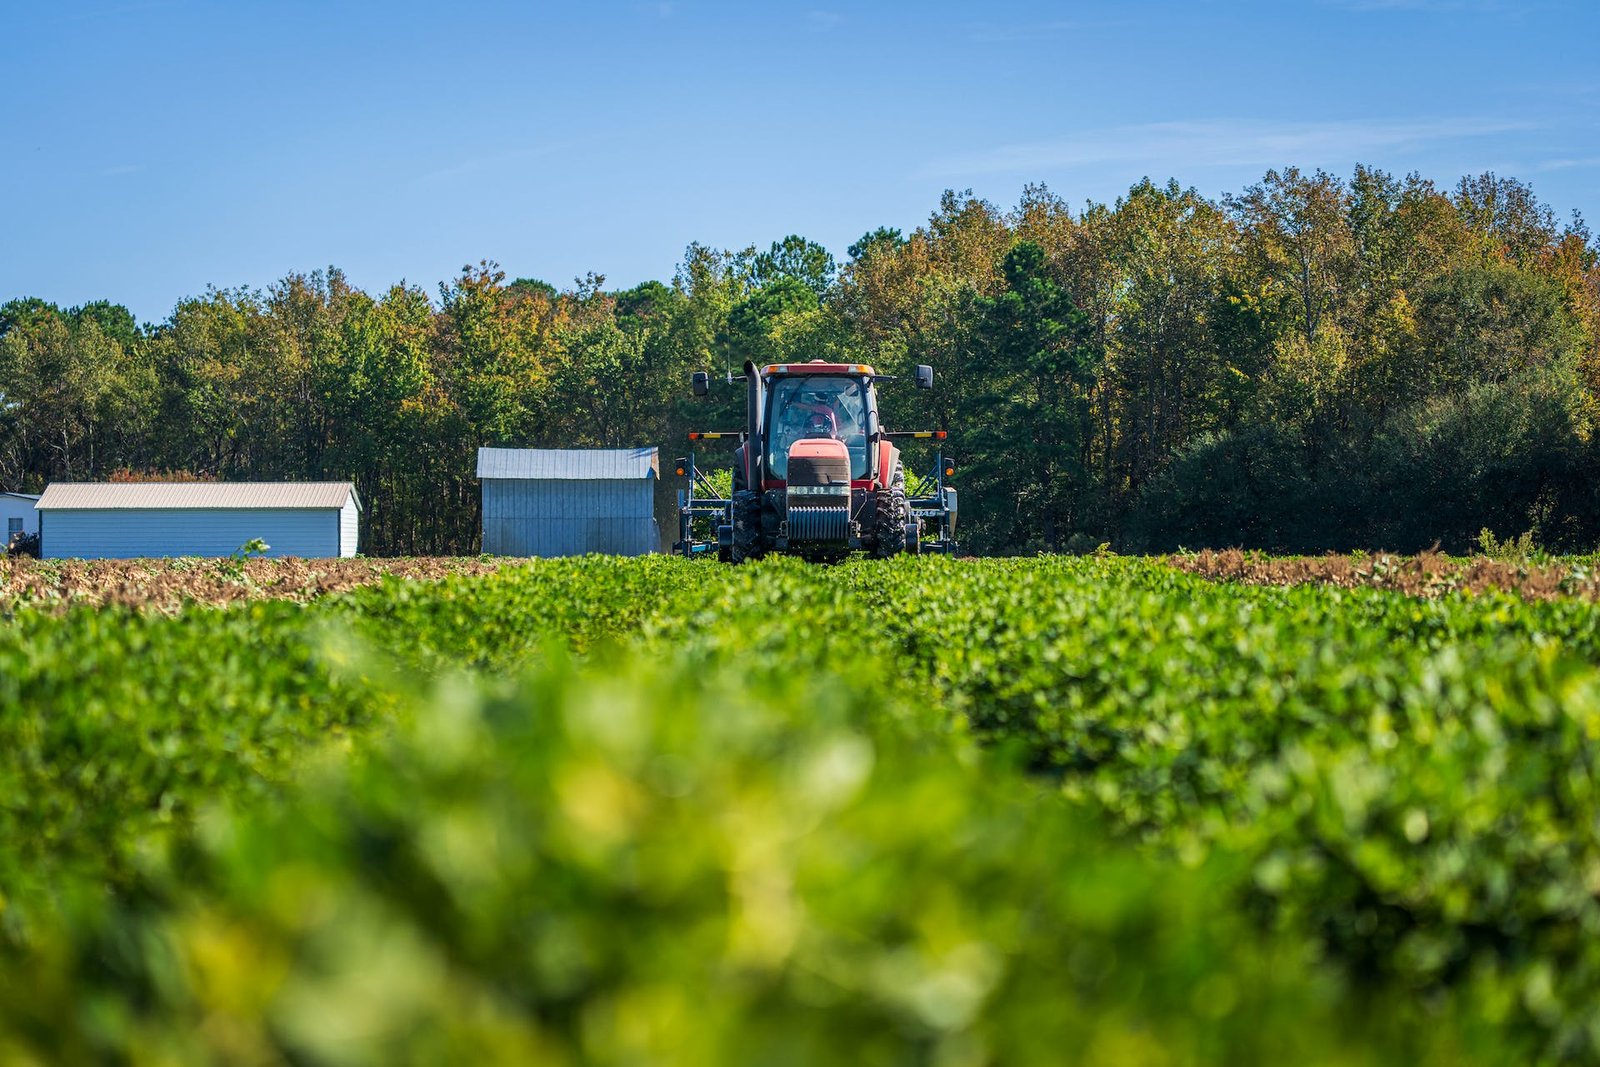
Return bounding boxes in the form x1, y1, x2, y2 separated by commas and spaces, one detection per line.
36, 482, 361, 560
1, 492, 40, 544
478, 447, 658, 557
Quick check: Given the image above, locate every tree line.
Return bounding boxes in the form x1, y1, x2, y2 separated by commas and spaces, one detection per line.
2, 165, 1597, 555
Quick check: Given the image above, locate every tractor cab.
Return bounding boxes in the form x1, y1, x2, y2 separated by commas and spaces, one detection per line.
764, 368, 873, 483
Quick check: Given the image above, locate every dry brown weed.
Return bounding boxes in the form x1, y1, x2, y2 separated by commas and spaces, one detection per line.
1167, 548, 1599, 601
0, 556, 503, 613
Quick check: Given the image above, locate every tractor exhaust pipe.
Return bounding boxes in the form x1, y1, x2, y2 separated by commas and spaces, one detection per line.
744, 359, 764, 488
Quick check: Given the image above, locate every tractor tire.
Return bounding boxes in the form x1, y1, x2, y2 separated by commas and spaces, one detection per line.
731, 489, 765, 564
874, 462, 910, 558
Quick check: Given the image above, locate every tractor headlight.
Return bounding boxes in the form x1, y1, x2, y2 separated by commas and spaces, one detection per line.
786, 482, 849, 517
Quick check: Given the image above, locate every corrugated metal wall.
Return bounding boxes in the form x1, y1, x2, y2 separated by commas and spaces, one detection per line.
42, 509, 344, 559
1, 498, 39, 539
481, 478, 657, 556
339, 499, 360, 557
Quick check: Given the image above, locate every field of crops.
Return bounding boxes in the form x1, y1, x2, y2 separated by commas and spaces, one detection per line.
4, 555, 1600, 1064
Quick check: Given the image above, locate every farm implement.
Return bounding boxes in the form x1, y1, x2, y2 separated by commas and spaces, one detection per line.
673, 360, 959, 562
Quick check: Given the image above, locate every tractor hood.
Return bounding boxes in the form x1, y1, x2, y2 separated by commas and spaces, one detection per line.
784, 437, 851, 542
786, 438, 851, 489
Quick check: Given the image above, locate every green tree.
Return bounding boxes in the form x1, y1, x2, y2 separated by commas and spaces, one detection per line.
750, 235, 836, 298
0, 303, 143, 485
966, 240, 1100, 550
437, 262, 552, 446
723, 275, 831, 366
1414, 263, 1584, 392
146, 287, 280, 477
68, 300, 141, 351
1454, 172, 1559, 268
323, 283, 442, 554
847, 227, 904, 262
1100, 179, 1236, 508
1228, 168, 1354, 346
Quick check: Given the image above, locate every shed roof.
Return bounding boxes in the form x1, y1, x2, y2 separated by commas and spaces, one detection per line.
37, 482, 360, 511
476, 447, 659, 481
1, 491, 40, 501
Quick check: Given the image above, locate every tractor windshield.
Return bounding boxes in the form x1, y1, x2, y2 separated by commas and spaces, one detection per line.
765, 375, 869, 480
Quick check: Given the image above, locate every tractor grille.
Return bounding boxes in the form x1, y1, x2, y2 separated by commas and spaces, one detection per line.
788, 505, 850, 542
788, 452, 851, 488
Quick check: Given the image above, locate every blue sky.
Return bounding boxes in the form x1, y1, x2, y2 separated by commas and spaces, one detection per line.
3, 0, 1596, 324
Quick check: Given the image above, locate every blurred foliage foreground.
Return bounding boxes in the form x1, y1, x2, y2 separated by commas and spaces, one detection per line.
5, 556, 1600, 1064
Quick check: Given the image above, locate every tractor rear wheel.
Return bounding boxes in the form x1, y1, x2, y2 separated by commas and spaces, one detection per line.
874, 462, 910, 558
731, 489, 764, 563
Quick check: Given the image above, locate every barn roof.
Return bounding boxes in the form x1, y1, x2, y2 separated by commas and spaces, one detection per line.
37, 482, 360, 511
476, 447, 659, 481
1, 491, 40, 501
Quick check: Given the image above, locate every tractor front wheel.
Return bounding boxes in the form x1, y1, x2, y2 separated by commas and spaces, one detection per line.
731, 489, 764, 563
873, 463, 910, 558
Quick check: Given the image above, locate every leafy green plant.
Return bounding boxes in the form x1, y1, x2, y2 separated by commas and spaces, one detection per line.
1476, 526, 1539, 562
699, 467, 733, 500
238, 537, 271, 557
5, 556, 1600, 1061
0, 627, 1509, 1066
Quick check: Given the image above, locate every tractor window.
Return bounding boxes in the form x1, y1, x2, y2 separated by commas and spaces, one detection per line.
765, 376, 869, 480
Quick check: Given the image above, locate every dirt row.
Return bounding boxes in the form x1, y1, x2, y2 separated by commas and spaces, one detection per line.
0, 556, 503, 612
1166, 548, 1600, 601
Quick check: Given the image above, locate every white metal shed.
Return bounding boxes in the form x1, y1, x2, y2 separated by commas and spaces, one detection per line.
36, 482, 361, 559
478, 447, 658, 556
1, 492, 40, 544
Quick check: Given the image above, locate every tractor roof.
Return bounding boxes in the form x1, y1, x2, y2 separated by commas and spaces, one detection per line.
762, 361, 876, 377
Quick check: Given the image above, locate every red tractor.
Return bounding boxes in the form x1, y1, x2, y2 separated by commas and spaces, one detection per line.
674, 359, 958, 562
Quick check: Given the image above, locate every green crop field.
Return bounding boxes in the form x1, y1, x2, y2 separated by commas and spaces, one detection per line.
4, 556, 1600, 1065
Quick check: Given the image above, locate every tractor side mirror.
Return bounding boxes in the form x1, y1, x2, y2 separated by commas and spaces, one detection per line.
915, 364, 934, 389
691, 371, 710, 397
